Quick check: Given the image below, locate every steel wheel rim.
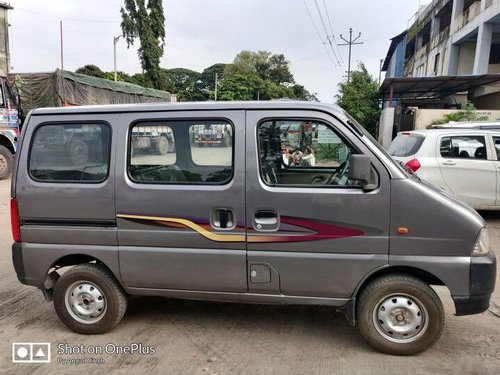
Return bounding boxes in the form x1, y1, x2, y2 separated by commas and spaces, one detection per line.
65, 281, 107, 324
372, 293, 429, 343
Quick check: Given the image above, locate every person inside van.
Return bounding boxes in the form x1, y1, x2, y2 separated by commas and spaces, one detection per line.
301, 145, 315, 167
282, 147, 291, 166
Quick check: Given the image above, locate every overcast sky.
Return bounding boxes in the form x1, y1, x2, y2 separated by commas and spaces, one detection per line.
8, 0, 427, 102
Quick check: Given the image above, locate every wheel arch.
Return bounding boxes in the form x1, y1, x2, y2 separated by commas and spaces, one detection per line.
0, 134, 15, 154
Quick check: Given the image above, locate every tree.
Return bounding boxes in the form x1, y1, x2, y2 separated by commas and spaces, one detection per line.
121, 0, 165, 89
336, 63, 380, 136
163, 68, 200, 93
75, 65, 105, 78
197, 63, 227, 99
225, 50, 294, 86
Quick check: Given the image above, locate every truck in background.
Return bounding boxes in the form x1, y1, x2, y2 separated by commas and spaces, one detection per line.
191, 124, 232, 147
0, 76, 21, 179
131, 125, 175, 155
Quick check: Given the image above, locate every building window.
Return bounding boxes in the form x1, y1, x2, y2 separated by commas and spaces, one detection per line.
433, 53, 441, 75
29, 123, 111, 182
415, 63, 426, 77
128, 120, 233, 184
489, 44, 500, 64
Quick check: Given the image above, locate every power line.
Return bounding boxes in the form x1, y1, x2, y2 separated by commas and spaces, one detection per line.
321, 0, 344, 66
312, 0, 343, 68
302, 0, 342, 78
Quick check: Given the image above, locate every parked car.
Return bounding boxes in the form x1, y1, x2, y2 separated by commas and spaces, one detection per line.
388, 129, 500, 210
11, 102, 495, 355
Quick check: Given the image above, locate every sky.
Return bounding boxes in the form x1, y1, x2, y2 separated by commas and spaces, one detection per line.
7, 0, 427, 102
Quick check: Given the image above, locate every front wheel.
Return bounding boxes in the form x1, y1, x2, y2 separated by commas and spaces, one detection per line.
357, 274, 444, 355
53, 264, 127, 334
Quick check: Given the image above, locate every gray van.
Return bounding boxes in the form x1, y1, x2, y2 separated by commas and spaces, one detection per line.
11, 102, 496, 355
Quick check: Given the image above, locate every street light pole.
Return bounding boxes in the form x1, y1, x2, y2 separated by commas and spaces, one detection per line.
113, 35, 122, 82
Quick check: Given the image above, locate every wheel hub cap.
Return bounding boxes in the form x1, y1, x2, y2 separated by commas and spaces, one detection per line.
373, 294, 428, 343
65, 281, 106, 324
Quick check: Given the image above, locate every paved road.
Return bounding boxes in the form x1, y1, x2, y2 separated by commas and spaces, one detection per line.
0, 177, 499, 374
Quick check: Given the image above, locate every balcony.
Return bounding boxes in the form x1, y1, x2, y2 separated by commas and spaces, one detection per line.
451, 1, 481, 34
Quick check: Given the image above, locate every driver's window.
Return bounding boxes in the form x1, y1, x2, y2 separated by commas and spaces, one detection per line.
258, 119, 358, 187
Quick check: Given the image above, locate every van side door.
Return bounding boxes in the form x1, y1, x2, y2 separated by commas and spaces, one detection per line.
245, 109, 390, 299
116, 110, 247, 293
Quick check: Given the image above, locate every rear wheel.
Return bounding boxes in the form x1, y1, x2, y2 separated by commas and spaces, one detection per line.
53, 264, 127, 334
156, 135, 169, 155
0, 145, 13, 179
68, 139, 89, 166
357, 274, 444, 355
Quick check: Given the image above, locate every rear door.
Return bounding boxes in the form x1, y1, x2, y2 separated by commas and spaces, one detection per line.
245, 109, 390, 299
116, 110, 247, 292
492, 135, 500, 207
437, 134, 496, 207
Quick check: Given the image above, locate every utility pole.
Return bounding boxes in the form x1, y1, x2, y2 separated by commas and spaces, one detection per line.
214, 73, 218, 101
339, 28, 363, 83
113, 35, 122, 81
60, 21, 65, 105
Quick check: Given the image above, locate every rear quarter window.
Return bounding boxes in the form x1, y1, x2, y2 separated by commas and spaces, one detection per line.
388, 134, 424, 157
29, 122, 111, 183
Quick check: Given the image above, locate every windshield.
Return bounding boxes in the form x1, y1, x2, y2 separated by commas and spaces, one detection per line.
388, 134, 425, 157
345, 113, 408, 176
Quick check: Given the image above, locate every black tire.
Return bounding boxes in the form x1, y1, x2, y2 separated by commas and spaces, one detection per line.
0, 145, 13, 179
67, 138, 89, 166
156, 135, 169, 155
53, 263, 127, 334
357, 274, 444, 355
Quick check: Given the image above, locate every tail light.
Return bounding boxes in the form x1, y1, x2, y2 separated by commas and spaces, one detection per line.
10, 198, 21, 242
405, 158, 421, 172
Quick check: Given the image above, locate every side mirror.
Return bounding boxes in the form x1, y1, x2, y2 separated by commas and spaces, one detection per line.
348, 154, 377, 192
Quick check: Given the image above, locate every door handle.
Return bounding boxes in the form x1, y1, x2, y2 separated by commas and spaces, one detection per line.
254, 210, 279, 230
442, 160, 456, 166
212, 208, 234, 229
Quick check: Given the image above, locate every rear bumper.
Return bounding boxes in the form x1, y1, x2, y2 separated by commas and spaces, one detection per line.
453, 251, 496, 316
12, 242, 27, 285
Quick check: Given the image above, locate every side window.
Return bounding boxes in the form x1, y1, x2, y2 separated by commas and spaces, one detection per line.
440, 136, 487, 160
129, 120, 233, 184
258, 119, 366, 187
493, 137, 500, 160
29, 123, 110, 182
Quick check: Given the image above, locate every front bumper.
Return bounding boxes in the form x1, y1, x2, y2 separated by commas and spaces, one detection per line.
453, 251, 496, 316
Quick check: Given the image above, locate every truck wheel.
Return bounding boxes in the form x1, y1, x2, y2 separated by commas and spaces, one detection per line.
68, 139, 89, 166
356, 274, 444, 355
156, 135, 169, 155
53, 263, 127, 334
0, 145, 13, 179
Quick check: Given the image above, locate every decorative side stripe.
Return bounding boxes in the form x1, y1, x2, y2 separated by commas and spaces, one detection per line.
117, 213, 245, 242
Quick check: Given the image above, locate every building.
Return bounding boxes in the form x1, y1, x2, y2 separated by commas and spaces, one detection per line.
0, 2, 12, 76
379, 0, 500, 146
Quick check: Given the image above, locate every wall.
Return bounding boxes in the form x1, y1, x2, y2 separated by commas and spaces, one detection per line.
457, 42, 476, 74
414, 108, 500, 129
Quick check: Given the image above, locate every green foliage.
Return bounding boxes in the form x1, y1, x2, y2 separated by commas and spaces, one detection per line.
121, 0, 165, 89
429, 101, 489, 126
336, 63, 380, 137
75, 65, 105, 78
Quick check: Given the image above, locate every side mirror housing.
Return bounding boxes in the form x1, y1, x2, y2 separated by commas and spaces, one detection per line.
348, 154, 377, 192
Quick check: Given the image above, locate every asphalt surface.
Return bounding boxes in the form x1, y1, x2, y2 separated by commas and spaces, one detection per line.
0, 176, 499, 374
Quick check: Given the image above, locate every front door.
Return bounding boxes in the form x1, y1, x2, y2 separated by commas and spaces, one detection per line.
116, 110, 247, 292
245, 109, 390, 299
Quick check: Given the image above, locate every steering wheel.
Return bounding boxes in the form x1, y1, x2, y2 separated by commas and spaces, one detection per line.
328, 160, 349, 185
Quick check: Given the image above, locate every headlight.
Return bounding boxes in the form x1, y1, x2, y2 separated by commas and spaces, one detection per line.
473, 227, 490, 256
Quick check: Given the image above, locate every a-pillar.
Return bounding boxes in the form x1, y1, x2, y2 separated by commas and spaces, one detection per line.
473, 23, 493, 74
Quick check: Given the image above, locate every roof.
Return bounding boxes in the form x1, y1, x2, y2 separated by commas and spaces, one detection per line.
61, 70, 171, 99
31, 100, 348, 119
382, 30, 407, 72
400, 128, 500, 136
0, 2, 13, 10
380, 74, 500, 100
